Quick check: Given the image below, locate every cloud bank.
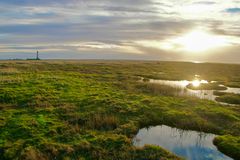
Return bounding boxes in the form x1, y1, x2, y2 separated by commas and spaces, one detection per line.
0, 0, 239, 63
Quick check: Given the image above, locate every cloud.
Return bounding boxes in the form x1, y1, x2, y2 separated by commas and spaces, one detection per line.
0, 0, 239, 63
193, 1, 217, 5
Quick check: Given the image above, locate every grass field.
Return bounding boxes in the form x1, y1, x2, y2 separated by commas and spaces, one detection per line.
0, 60, 240, 160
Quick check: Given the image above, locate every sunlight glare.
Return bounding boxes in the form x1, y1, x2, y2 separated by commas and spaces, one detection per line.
175, 30, 226, 52
192, 80, 200, 87
191, 79, 208, 87
135, 29, 230, 53
174, 30, 227, 52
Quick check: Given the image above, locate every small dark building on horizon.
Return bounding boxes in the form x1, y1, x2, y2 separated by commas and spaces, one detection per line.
36, 51, 40, 60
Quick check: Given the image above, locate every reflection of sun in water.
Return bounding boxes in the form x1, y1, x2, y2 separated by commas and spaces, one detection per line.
174, 30, 227, 52
192, 80, 201, 87
191, 80, 208, 87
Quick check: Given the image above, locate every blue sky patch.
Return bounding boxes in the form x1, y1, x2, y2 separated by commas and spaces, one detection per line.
225, 8, 240, 13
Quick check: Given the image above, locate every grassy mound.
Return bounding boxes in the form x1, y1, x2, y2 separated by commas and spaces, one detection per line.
186, 83, 227, 90
214, 92, 240, 105
225, 82, 240, 88
214, 135, 240, 160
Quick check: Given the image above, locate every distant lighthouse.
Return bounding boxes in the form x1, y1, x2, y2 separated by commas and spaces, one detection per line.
36, 50, 40, 60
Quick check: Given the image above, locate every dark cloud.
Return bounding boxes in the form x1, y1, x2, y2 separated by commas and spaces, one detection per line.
0, 0, 76, 6
193, 1, 217, 5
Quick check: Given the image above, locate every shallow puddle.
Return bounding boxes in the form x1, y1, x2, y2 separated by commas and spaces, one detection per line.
133, 125, 233, 160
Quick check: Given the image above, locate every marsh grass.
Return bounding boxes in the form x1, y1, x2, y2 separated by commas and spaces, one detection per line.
135, 82, 185, 97
0, 60, 239, 160
20, 147, 48, 160
214, 135, 240, 160
225, 82, 240, 88
186, 83, 227, 90
213, 91, 227, 96
215, 94, 240, 105
86, 114, 119, 130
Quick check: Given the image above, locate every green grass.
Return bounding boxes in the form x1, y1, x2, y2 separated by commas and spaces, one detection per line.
0, 60, 240, 160
186, 83, 227, 90
135, 82, 185, 96
225, 82, 240, 88
213, 91, 228, 96
215, 94, 240, 105
214, 91, 240, 105
214, 135, 240, 160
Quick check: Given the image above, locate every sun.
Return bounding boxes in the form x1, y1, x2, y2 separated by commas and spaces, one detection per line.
174, 30, 227, 52
135, 29, 229, 53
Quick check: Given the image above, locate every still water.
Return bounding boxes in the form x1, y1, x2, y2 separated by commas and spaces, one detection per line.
133, 125, 233, 160
147, 79, 240, 103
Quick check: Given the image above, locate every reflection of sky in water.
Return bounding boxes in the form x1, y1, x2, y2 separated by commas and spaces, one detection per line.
147, 79, 240, 103
133, 125, 233, 160
224, 87, 240, 94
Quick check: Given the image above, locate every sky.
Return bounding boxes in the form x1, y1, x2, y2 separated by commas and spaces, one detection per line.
0, 0, 240, 63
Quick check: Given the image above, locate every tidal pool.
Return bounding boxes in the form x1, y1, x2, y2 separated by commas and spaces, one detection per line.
133, 125, 233, 160
145, 78, 240, 104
